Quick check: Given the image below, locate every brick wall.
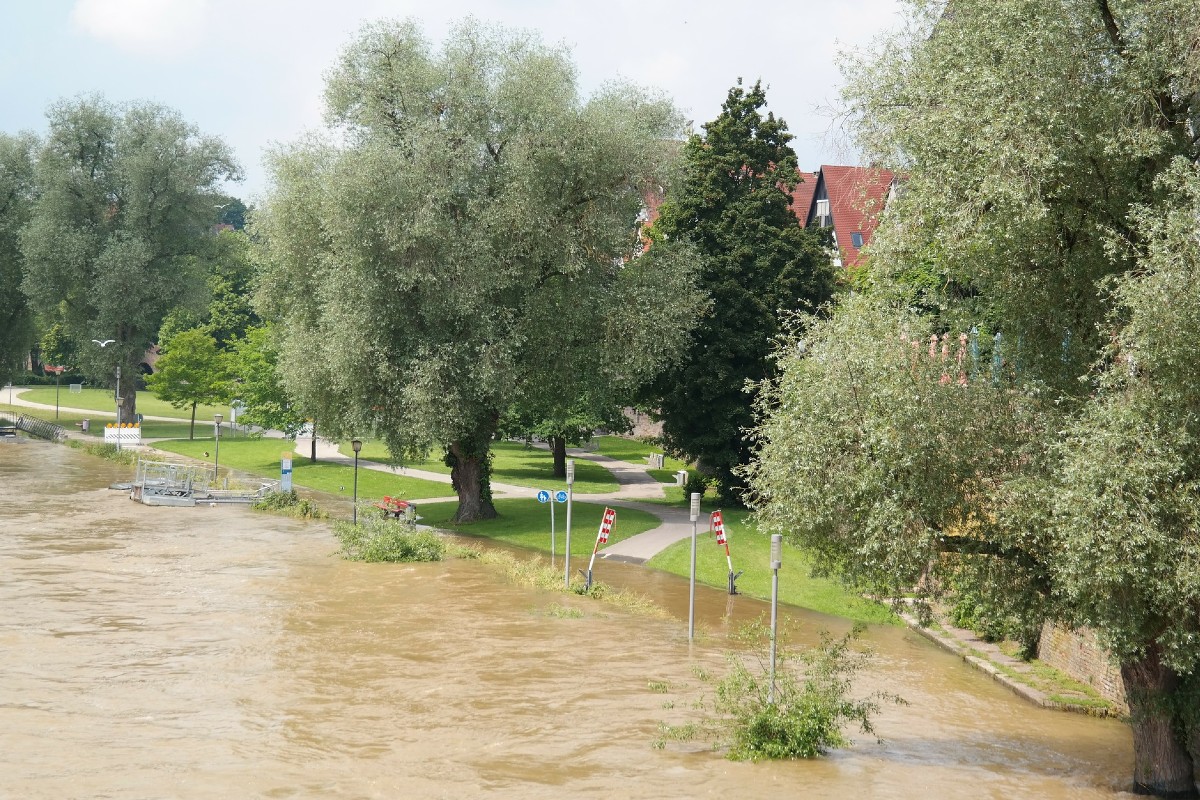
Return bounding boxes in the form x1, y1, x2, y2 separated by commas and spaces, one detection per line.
1038, 622, 1127, 713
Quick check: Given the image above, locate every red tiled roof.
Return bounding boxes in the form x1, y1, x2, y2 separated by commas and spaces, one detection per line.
818, 165, 894, 267
789, 171, 819, 227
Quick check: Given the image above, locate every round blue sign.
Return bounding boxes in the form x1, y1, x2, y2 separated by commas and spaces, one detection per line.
536, 490, 551, 503
554, 490, 568, 503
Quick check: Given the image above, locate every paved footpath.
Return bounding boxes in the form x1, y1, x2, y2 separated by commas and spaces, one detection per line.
6, 386, 697, 562
294, 435, 696, 563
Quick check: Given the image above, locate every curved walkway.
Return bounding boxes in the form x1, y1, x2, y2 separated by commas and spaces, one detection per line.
295, 435, 696, 562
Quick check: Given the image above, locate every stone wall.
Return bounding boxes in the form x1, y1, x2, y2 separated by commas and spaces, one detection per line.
1038, 622, 1127, 713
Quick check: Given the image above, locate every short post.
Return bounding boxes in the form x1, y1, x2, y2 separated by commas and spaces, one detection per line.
351, 439, 363, 525
213, 413, 222, 479
688, 491, 700, 640
768, 534, 782, 704
564, 459, 574, 590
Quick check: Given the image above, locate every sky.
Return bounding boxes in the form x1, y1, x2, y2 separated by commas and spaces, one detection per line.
0, 0, 905, 202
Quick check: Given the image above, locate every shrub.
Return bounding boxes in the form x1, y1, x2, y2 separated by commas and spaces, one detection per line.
252, 489, 326, 519
333, 514, 446, 562
656, 620, 904, 759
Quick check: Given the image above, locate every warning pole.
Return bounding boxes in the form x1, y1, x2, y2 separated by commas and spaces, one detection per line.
711, 510, 741, 595
585, 507, 616, 591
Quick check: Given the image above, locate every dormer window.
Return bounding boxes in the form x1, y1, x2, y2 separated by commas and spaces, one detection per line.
814, 199, 831, 227
851, 231, 864, 248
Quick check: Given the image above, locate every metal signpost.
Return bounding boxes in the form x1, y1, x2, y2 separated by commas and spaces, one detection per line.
537, 489, 553, 561
768, 534, 783, 704
213, 413, 222, 481
688, 491, 700, 640
563, 459, 575, 590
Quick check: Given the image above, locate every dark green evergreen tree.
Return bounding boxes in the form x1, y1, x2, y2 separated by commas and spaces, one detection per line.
641, 80, 835, 503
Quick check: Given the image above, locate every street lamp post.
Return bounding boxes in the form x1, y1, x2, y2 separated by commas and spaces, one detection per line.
351, 439, 363, 525
768, 534, 783, 704
114, 365, 122, 452
689, 492, 700, 640
214, 413, 222, 481
46, 366, 66, 420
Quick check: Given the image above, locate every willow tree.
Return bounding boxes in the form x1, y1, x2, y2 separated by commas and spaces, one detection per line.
256, 19, 700, 522
20, 95, 239, 419
0, 132, 35, 383
748, 1, 1200, 795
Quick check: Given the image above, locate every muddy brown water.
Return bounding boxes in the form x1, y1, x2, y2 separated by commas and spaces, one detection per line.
1, 441, 1135, 799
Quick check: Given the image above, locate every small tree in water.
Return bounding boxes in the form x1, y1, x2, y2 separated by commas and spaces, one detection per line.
656, 621, 902, 759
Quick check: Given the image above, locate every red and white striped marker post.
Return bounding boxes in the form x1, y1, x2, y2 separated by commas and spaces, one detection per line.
585, 507, 616, 591
710, 510, 742, 595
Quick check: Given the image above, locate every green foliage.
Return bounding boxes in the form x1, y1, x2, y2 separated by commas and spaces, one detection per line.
224, 324, 307, 436
657, 621, 901, 759
0, 132, 36, 384
251, 489, 326, 519
64, 438, 138, 465
145, 327, 228, 438
333, 514, 446, 562
750, 0, 1200, 790
639, 80, 835, 504
18, 94, 240, 418
256, 18, 697, 521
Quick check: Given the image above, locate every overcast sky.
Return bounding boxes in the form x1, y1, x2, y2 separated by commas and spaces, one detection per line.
0, 0, 905, 201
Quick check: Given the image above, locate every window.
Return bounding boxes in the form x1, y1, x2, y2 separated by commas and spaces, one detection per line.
814, 199, 831, 226
851, 231, 864, 248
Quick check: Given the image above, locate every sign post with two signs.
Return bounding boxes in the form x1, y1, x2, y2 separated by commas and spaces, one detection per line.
536, 488, 569, 564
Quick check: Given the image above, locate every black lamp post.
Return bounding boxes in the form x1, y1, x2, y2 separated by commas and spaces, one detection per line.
351, 439, 363, 525
47, 366, 65, 420
214, 413, 222, 480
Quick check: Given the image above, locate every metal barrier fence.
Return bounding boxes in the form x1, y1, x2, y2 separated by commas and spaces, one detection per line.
15, 415, 67, 442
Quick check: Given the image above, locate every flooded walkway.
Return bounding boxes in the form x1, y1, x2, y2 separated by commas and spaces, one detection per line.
0, 441, 1136, 798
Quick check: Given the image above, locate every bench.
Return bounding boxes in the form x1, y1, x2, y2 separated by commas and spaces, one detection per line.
373, 496, 414, 519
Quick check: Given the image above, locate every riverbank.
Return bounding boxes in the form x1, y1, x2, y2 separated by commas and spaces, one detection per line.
5, 387, 1124, 719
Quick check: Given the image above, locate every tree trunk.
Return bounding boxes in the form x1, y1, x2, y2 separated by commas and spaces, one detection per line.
550, 436, 567, 479
189, 401, 197, 440
310, 420, 317, 463
1122, 647, 1197, 798
449, 438, 497, 523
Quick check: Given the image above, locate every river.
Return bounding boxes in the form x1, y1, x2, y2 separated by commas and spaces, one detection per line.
0, 440, 1134, 798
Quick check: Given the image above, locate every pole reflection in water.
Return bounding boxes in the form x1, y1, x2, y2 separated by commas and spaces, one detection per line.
0, 442, 1137, 799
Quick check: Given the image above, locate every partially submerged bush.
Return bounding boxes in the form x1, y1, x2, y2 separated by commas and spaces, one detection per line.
252, 489, 326, 519
334, 515, 445, 562
656, 620, 904, 759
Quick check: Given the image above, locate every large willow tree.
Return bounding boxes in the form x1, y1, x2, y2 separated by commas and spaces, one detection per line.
20, 96, 239, 419
748, 1, 1200, 795
256, 19, 701, 522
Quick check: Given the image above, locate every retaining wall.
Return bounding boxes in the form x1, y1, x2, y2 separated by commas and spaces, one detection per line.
1038, 622, 1128, 713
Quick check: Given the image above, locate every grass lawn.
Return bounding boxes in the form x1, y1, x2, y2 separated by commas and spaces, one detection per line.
593, 435, 690, 477
336, 439, 619, 494
416, 497, 661, 557
17, 386, 226, 420
0, 401, 207, 440
153, 438, 452, 500
646, 508, 899, 626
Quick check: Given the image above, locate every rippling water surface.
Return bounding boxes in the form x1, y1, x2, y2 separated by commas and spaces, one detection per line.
0, 441, 1134, 798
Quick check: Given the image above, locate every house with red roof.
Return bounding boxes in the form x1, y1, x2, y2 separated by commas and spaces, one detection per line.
789, 165, 897, 268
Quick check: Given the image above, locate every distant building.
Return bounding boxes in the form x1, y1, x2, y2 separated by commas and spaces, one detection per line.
790, 165, 897, 268
638, 163, 897, 269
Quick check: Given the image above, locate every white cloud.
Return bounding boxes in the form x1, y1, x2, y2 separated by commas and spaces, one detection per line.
70, 0, 211, 58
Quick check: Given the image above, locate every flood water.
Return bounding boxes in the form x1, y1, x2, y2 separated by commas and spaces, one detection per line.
1, 440, 1136, 799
